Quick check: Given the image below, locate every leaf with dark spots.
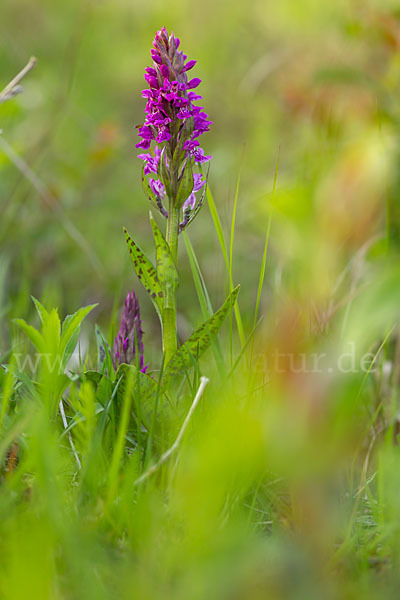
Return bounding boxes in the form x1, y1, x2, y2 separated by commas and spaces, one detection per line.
165, 285, 240, 377
124, 228, 163, 323
149, 214, 179, 310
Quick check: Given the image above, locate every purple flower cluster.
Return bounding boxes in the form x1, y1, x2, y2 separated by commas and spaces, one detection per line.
136, 27, 211, 226
136, 27, 212, 158
113, 290, 148, 372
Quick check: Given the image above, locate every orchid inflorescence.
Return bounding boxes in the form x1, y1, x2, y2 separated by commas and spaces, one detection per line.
136, 26, 212, 232
117, 27, 237, 371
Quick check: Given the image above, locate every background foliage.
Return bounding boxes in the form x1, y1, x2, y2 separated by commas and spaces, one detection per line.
2, 0, 400, 598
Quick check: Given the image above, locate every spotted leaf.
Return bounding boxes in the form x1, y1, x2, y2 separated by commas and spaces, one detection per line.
165, 285, 240, 375
124, 228, 163, 322
149, 213, 179, 310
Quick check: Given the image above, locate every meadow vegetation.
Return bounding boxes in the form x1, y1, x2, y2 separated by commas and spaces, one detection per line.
1, 1, 400, 598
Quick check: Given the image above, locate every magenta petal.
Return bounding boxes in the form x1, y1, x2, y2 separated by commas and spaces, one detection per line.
136, 139, 151, 149
182, 60, 197, 72
160, 64, 169, 79
151, 49, 162, 64
187, 77, 201, 89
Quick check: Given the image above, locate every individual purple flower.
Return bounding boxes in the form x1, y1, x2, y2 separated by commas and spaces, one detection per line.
138, 146, 162, 175
149, 177, 166, 199
136, 27, 211, 225
113, 290, 148, 372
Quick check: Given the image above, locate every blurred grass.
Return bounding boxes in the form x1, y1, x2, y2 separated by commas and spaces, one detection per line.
2, 0, 400, 598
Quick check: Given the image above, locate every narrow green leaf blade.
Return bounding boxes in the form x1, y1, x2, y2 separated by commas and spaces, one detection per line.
176, 158, 194, 209
199, 169, 245, 347
31, 296, 49, 324
95, 324, 113, 373
183, 231, 225, 373
141, 164, 157, 204
253, 148, 279, 328
60, 304, 98, 367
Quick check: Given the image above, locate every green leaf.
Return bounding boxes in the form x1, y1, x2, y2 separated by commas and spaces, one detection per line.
176, 158, 194, 209
123, 228, 163, 321
83, 370, 104, 390
183, 231, 225, 374
181, 181, 207, 231
141, 164, 158, 209
200, 169, 245, 347
61, 304, 97, 368
159, 147, 172, 198
172, 136, 187, 167
42, 308, 61, 356
115, 363, 164, 431
150, 213, 179, 310
95, 325, 113, 374
31, 296, 49, 324
13, 319, 45, 353
165, 284, 240, 376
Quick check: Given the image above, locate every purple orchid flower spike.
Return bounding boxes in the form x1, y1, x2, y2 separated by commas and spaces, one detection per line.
113, 290, 148, 372
136, 27, 212, 229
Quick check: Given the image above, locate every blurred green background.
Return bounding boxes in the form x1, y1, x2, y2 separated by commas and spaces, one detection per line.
2, 0, 399, 350
2, 2, 400, 598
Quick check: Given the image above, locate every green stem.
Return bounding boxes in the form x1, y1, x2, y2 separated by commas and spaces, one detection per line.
163, 202, 180, 364
166, 205, 179, 263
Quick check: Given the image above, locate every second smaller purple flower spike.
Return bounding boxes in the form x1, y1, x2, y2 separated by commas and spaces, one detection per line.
113, 290, 148, 372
